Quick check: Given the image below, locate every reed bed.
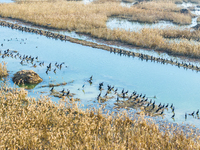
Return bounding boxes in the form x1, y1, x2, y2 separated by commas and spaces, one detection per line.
0, 1, 199, 58
129, 10, 191, 24
159, 27, 200, 40
134, 1, 181, 12
0, 61, 8, 77
0, 1, 192, 27
0, 82, 200, 149
143, 0, 199, 4
197, 16, 200, 22
93, 0, 121, 3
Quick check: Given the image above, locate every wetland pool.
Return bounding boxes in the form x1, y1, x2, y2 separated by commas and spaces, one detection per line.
1, 25, 200, 128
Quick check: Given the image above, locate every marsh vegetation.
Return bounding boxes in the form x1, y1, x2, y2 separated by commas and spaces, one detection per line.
0, 0, 200, 58
0, 80, 200, 149
1, 0, 200, 148
0, 61, 8, 77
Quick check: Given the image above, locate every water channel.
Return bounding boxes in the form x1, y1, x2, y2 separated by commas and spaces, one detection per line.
0, 0, 200, 128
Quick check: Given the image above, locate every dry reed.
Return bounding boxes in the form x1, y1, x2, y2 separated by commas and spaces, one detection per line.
0, 1, 200, 58
197, 16, 200, 22
0, 82, 200, 149
0, 61, 8, 77
135, 1, 181, 12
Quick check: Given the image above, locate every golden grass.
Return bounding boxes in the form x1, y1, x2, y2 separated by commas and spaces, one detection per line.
197, 16, 200, 22
0, 61, 8, 77
143, 0, 199, 4
0, 82, 200, 149
93, 0, 121, 3
129, 10, 192, 24
135, 1, 181, 12
0, 1, 199, 58
0, 1, 192, 26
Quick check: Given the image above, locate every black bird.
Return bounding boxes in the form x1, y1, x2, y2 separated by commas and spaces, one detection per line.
122, 88, 124, 94
165, 103, 169, 108
125, 90, 128, 94
48, 63, 51, 69
99, 86, 102, 91
104, 93, 108, 97
196, 109, 199, 115
107, 85, 111, 91
50, 87, 54, 92
132, 91, 136, 95
90, 75, 93, 81
97, 95, 100, 101
98, 93, 101, 97
185, 113, 187, 120
99, 82, 103, 87
171, 113, 175, 118
160, 110, 164, 115
53, 68, 56, 74
60, 64, 62, 69
31, 58, 34, 63
151, 103, 155, 110
172, 107, 175, 113
97, 93, 101, 100
139, 93, 142, 97
122, 93, 126, 98
117, 97, 119, 102
170, 103, 173, 109
66, 90, 70, 96
61, 88, 65, 93
156, 107, 161, 113
189, 111, 195, 116
162, 104, 165, 108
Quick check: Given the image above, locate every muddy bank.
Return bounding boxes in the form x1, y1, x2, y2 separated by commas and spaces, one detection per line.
1, 20, 200, 72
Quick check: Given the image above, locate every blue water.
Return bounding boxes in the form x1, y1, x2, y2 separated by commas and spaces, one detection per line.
0, 0, 13, 3
0, 24, 200, 128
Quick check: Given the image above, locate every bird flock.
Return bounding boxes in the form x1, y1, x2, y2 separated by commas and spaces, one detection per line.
0, 45, 68, 76
0, 20, 200, 72
1, 25, 199, 122
1, 45, 199, 121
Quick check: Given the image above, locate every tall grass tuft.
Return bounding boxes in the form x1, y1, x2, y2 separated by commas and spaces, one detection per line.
0, 83, 200, 149
0, 61, 8, 77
